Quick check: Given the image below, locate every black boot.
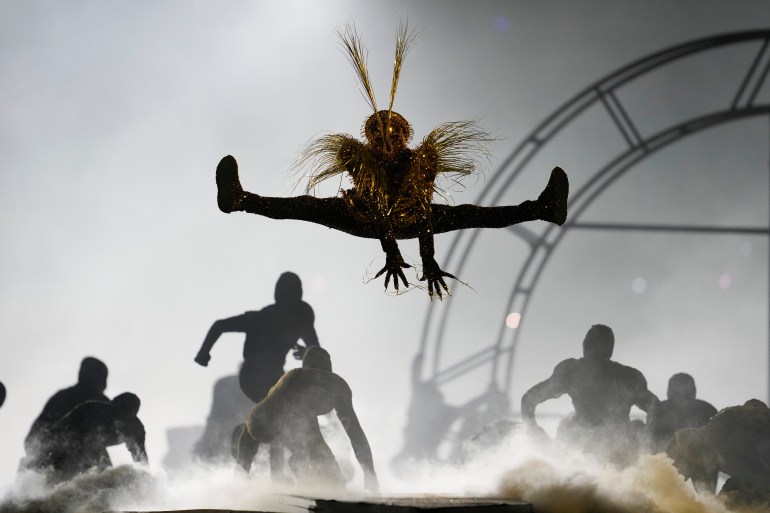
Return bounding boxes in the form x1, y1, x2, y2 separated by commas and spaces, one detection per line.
536, 166, 569, 226
216, 155, 244, 213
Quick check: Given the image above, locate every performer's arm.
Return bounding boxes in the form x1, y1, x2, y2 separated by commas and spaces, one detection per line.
235, 423, 262, 472
337, 394, 378, 492
339, 140, 409, 291
194, 315, 249, 367
301, 305, 320, 348
293, 306, 320, 359
417, 222, 455, 300
408, 145, 453, 299
122, 419, 148, 465
521, 361, 570, 430
375, 234, 410, 292
632, 373, 660, 415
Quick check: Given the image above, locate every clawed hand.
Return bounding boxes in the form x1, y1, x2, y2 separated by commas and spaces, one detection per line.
420, 257, 456, 300
375, 253, 411, 292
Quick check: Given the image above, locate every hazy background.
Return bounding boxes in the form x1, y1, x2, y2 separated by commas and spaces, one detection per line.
1, 0, 769, 493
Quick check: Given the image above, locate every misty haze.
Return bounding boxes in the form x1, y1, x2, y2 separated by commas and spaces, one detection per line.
2, 1, 770, 513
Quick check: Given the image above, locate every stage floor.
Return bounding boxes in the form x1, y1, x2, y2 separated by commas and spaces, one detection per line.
115, 495, 533, 513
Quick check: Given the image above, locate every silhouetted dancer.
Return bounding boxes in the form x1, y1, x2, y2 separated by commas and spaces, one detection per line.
521, 324, 659, 465
195, 272, 319, 474
667, 399, 770, 506
27, 392, 147, 483
215, 23, 569, 300
449, 385, 511, 462
647, 373, 717, 452
235, 347, 378, 492
23, 357, 109, 464
391, 353, 459, 470
460, 419, 519, 462
195, 272, 319, 402
192, 370, 253, 462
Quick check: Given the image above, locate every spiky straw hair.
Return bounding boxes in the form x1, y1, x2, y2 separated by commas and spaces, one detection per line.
336, 23, 379, 114
387, 22, 420, 117
293, 23, 495, 196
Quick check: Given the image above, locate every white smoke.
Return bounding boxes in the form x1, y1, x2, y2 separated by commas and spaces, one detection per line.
2, 429, 768, 513
374, 427, 768, 513
488, 432, 766, 513
0, 464, 295, 513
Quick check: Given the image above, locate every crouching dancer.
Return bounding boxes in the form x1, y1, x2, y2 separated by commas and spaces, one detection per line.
27, 392, 147, 483
235, 347, 378, 492
667, 399, 770, 507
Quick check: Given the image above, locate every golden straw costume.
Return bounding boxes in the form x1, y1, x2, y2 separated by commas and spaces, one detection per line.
216, 23, 569, 299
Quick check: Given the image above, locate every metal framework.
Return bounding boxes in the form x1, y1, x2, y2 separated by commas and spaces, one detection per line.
419, 30, 770, 406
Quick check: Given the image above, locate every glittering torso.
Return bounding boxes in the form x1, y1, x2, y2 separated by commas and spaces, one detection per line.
341, 143, 438, 230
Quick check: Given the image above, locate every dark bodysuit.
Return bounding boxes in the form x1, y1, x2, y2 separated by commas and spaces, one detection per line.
210, 301, 319, 403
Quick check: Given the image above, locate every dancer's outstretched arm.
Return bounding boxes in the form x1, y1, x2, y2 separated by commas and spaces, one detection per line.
374, 235, 411, 292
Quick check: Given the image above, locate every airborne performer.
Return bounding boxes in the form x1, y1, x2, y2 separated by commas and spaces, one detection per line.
216, 23, 569, 299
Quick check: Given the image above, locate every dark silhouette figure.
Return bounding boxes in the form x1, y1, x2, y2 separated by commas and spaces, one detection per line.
391, 353, 460, 469
215, 24, 569, 300
24, 357, 109, 461
0, 381, 5, 409
195, 272, 318, 474
194, 272, 319, 403
392, 356, 513, 470
192, 371, 253, 462
27, 392, 147, 482
667, 399, 770, 506
162, 425, 204, 471
449, 385, 512, 462
460, 419, 519, 461
235, 347, 378, 492
521, 324, 659, 465
647, 373, 717, 452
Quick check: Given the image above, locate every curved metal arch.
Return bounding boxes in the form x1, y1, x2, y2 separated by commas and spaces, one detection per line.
496, 107, 770, 392
420, 30, 770, 392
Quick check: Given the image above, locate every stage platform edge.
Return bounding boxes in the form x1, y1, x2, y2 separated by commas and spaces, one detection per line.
114, 494, 533, 513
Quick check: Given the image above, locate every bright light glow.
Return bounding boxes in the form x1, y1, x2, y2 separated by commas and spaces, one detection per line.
505, 312, 521, 329
719, 273, 732, 289
632, 277, 647, 294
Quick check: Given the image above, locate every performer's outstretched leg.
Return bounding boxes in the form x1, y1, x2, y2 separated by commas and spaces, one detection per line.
217, 156, 568, 239
430, 167, 568, 234
216, 155, 375, 238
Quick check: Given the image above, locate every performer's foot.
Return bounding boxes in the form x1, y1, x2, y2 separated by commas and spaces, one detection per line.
216, 155, 244, 213
536, 166, 569, 226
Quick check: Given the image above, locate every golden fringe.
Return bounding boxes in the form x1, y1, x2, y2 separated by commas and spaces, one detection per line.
293, 120, 495, 202
419, 120, 496, 198
292, 133, 353, 193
